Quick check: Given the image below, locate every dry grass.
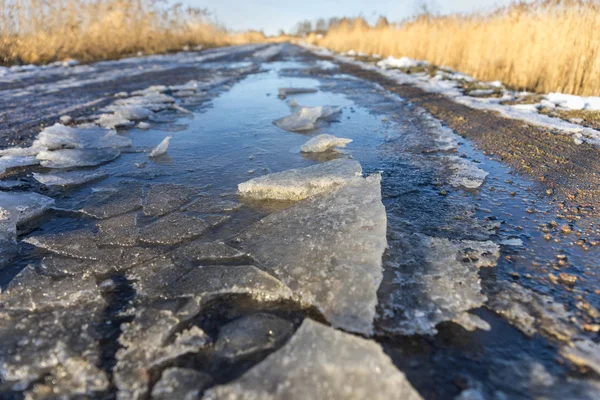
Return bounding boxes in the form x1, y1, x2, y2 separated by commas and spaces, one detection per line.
0, 0, 266, 65
308, 1, 600, 96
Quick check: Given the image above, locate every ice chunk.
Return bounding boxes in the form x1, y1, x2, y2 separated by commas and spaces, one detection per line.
33, 170, 108, 187
237, 159, 362, 201
443, 156, 489, 189
139, 213, 208, 245
94, 113, 135, 129
205, 319, 422, 400
37, 148, 121, 168
235, 174, 387, 335
487, 281, 576, 342
0, 306, 107, 393
114, 92, 175, 112
378, 233, 499, 335
0, 155, 39, 176
376, 56, 428, 70
80, 185, 142, 219
172, 240, 248, 264
278, 87, 318, 99
149, 136, 172, 157
274, 105, 342, 132
214, 313, 295, 361
96, 213, 139, 247
151, 368, 213, 400
0, 191, 55, 225
143, 184, 198, 216
32, 123, 131, 150
560, 340, 600, 375
0, 265, 103, 312
115, 304, 210, 400
300, 134, 353, 153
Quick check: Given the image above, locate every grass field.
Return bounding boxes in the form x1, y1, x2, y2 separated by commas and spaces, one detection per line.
0, 0, 265, 65
307, 1, 600, 96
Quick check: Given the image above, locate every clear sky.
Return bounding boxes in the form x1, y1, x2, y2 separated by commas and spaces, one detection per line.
180, 0, 519, 35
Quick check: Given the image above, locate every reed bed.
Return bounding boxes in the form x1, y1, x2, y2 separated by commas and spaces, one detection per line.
308, 1, 600, 96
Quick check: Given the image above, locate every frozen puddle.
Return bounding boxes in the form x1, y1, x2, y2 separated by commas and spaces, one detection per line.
1, 45, 598, 399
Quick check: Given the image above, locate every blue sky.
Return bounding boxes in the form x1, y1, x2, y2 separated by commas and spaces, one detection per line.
180, 0, 519, 35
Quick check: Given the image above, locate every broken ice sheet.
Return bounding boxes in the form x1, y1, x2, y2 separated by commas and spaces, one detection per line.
151, 368, 213, 400
214, 313, 295, 361
139, 213, 208, 245
441, 156, 489, 189
96, 213, 139, 247
36, 148, 121, 168
80, 184, 142, 219
378, 233, 500, 335
300, 134, 353, 153
237, 158, 362, 201
273, 105, 341, 132
33, 170, 108, 187
235, 174, 387, 335
0, 191, 55, 225
172, 240, 248, 264
143, 183, 198, 217
205, 319, 422, 400
0, 306, 107, 394
24, 229, 121, 261
32, 123, 132, 150
115, 304, 210, 400
486, 281, 577, 342
0, 155, 39, 176
0, 265, 104, 312
182, 196, 242, 213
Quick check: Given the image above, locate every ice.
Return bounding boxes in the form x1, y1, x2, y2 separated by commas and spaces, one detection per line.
24, 230, 121, 261
560, 340, 600, 375
235, 174, 387, 335
500, 238, 524, 246
114, 92, 176, 112
0, 265, 103, 312
151, 368, 213, 400
0, 191, 55, 225
182, 197, 242, 213
149, 136, 172, 157
486, 281, 577, 342
32, 123, 132, 150
0, 208, 15, 244
205, 319, 422, 400
80, 184, 142, 219
128, 260, 293, 302
139, 213, 208, 245
274, 105, 342, 132
547, 92, 586, 110
214, 313, 295, 361
237, 159, 362, 201
376, 56, 428, 70
94, 113, 136, 129
443, 156, 489, 189
378, 233, 499, 335
0, 307, 107, 394
96, 213, 139, 247
278, 87, 318, 99
33, 170, 108, 187
143, 184, 198, 216
300, 134, 353, 153
0, 155, 39, 175
115, 305, 210, 400
37, 148, 121, 168
172, 240, 248, 264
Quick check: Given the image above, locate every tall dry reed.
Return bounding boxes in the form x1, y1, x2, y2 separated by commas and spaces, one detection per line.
309, 1, 600, 96
0, 0, 266, 65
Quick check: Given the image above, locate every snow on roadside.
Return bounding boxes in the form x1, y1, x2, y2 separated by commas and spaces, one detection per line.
302, 43, 600, 146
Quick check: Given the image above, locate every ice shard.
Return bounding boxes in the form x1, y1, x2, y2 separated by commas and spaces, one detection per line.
300, 134, 353, 153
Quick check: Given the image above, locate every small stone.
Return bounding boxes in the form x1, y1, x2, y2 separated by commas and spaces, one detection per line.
560, 224, 572, 234
558, 273, 577, 285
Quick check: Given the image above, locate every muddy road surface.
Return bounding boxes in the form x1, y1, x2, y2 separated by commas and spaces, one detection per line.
1, 44, 599, 399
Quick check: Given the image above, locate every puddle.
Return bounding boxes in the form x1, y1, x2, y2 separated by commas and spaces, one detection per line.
1, 52, 599, 398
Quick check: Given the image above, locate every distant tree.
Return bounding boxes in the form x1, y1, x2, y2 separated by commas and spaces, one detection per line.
414, 0, 439, 17
327, 17, 342, 30
315, 18, 327, 33
294, 20, 313, 36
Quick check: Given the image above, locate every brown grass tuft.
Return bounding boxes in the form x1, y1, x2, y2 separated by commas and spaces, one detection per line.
309, 1, 600, 96
0, 0, 267, 65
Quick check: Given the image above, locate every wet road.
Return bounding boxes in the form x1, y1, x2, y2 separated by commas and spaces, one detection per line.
0, 44, 599, 399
